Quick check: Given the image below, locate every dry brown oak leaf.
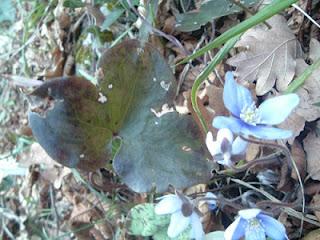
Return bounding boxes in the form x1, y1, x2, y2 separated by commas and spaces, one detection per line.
227, 15, 302, 95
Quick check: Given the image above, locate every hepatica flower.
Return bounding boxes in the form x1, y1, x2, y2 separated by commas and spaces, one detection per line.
155, 192, 204, 240
225, 208, 288, 240
206, 128, 248, 166
213, 72, 299, 140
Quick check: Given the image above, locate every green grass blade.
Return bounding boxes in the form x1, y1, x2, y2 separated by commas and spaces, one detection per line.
285, 57, 320, 93
191, 35, 240, 133
179, 0, 298, 65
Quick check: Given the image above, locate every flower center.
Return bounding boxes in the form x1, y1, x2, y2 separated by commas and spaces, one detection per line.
181, 202, 193, 217
240, 103, 260, 125
245, 218, 266, 240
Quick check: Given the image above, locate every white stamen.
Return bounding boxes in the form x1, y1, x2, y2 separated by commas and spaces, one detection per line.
240, 102, 260, 125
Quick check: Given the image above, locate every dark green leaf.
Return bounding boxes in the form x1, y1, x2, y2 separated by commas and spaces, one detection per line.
176, 0, 259, 32
28, 40, 212, 192
313, 102, 320, 107
98, 40, 212, 193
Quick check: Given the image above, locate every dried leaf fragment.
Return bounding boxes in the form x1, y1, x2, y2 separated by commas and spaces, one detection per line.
278, 58, 320, 143
227, 15, 301, 95
290, 140, 306, 181
303, 130, 320, 180
295, 59, 320, 121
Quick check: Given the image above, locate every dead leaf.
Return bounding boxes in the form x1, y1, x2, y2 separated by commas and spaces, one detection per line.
302, 229, 320, 240
19, 143, 57, 169
290, 140, 306, 181
69, 194, 115, 240
311, 194, 320, 222
227, 15, 302, 95
295, 59, 320, 121
279, 58, 320, 143
245, 143, 261, 161
309, 38, 320, 62
204, 85, 228, 118
278, 109, 305, 144
303, 130, 320, 180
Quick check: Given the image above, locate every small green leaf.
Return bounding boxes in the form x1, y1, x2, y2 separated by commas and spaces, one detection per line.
100, 6, 125, 30
127, 203, 170, 236
153, 226, 191, 240
205, 231, 225, 240
63, 0, 85, 8
176, 0, 259, 32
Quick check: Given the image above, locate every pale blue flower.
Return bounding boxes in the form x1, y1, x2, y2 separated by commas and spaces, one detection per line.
225, 208, 288, 240
213, 72, 299, 140
206, 128, 248, 166
155, 193, 204, 240
204, 192, 217, 211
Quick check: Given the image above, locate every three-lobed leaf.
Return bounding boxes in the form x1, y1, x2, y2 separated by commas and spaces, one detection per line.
227, 15, 302, 95
28, 40, 212, 192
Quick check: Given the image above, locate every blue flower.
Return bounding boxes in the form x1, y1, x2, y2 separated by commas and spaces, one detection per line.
155, 192, 204, 240
213, 72, 299, 140
204, 192, 218, 211
225, 208, 288, 240
206, 128, 248, 166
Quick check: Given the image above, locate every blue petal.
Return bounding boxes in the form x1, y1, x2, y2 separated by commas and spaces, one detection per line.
213, 116, 244, 135
232, 137, 248, 155
238, 209, 261, 220
205, 192, 217, 210
245, 220, 266, 240
225, 217, 247, 240
258, 94, 300, 125
258, 213, 287, 240
213, 116, 292, 140
242, 124, 292, 140
155, 194, 182, 215
224, 71, 254, 117
168, 211, 191, 238
190, 212, 205, 240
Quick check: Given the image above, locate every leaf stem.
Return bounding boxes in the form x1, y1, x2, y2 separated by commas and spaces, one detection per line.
191, 35, 239, 133
285, 57, 320, 93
